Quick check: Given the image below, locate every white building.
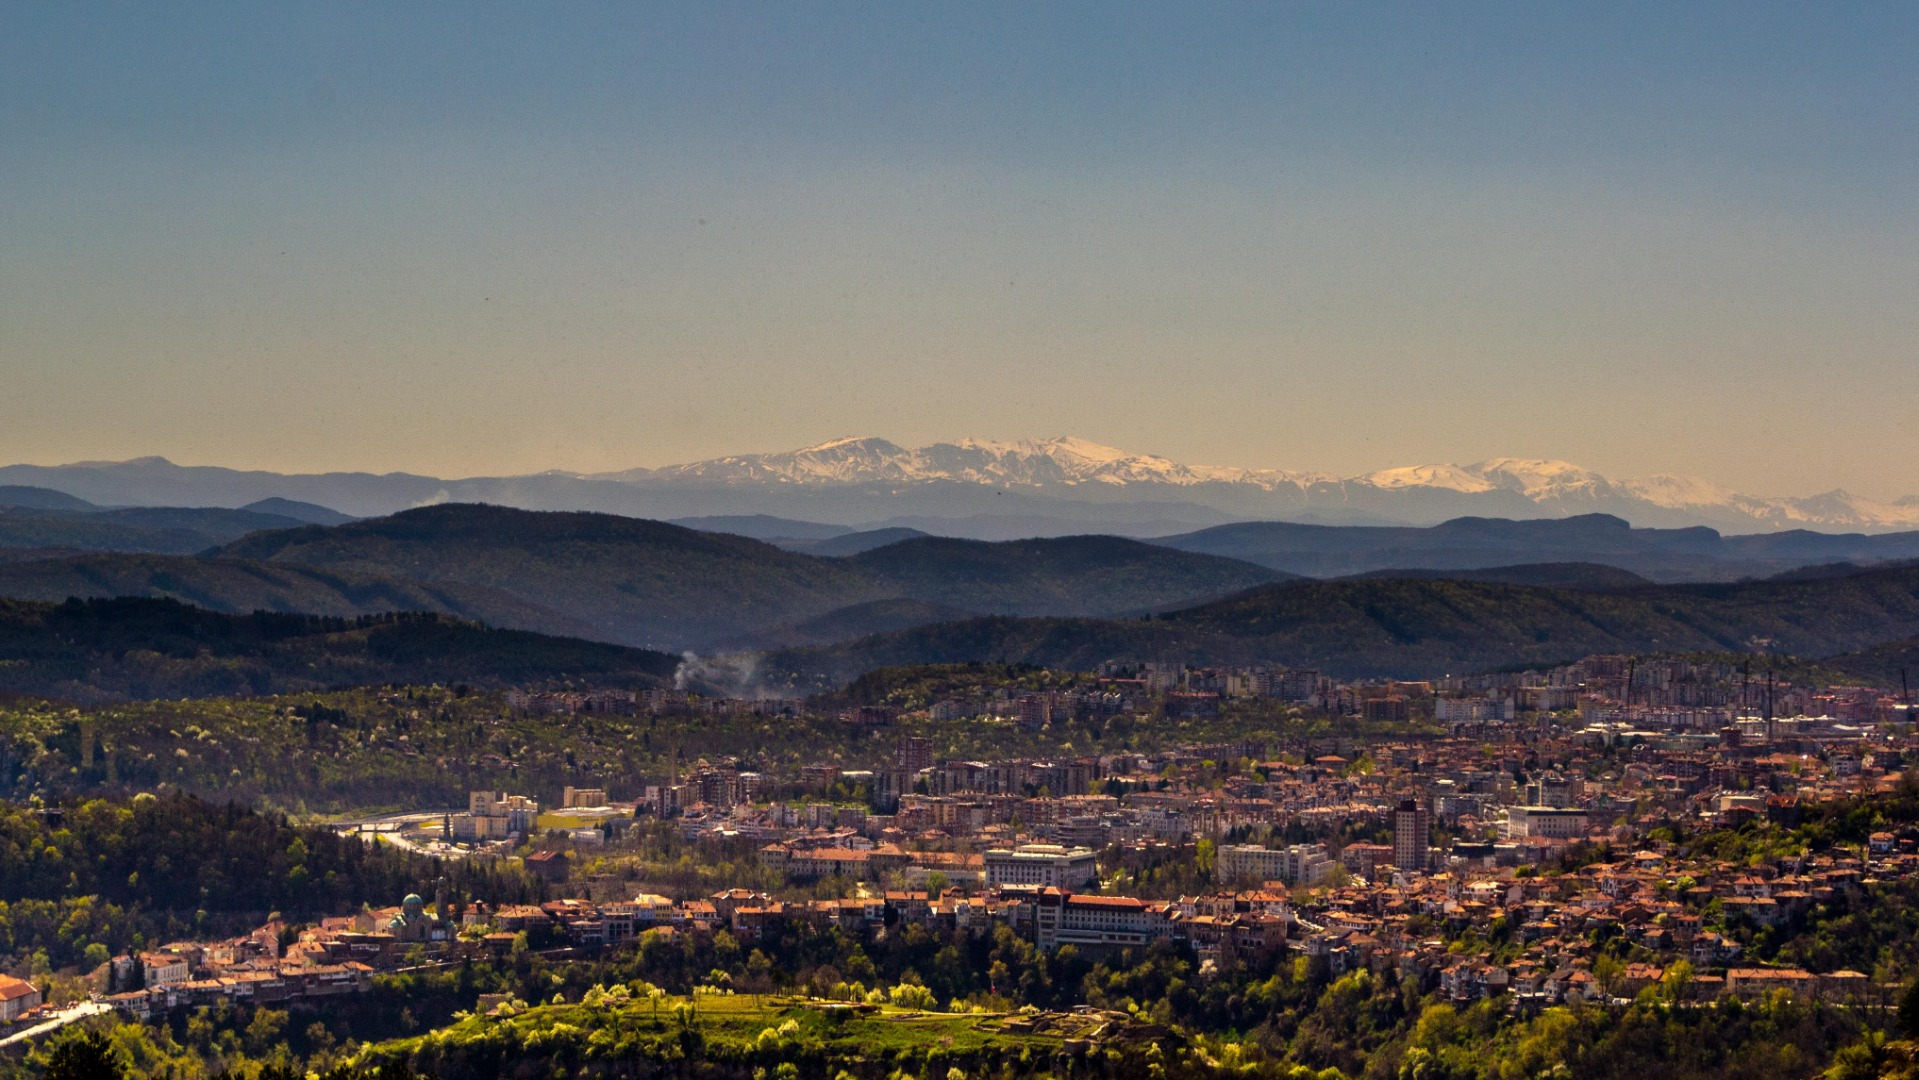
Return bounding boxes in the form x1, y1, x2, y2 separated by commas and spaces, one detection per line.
1034, 893, 1170, 952
1217, 843, 1336, 886
984, 844, 1099, 889
1435, 696, 1515, 723
141, 953, 189, 988
468, 791, 539, 833
1503, 806, 1590, 840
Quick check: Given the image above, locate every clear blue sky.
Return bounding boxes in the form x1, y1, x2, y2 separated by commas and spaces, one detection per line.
4, 3, 1916, 496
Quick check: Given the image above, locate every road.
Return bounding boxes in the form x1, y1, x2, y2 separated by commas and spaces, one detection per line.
333, 810, 483, 859
0, 1002, 112, 1048
329, 810, 455, 830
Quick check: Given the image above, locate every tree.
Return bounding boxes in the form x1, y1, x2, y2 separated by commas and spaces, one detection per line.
1661, 958, 1695, 1004
43, 1030, 127, 1080
1593, 953, 1625, 999
1901, 977, 1919, 1039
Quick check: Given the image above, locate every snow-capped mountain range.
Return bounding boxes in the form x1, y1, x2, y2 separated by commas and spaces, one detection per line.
601, 436, 1328, 489
596, 436, 1919, 533
3, 437, 1915, 535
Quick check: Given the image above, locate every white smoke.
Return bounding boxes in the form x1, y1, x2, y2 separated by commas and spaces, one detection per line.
674, 651, 771, 698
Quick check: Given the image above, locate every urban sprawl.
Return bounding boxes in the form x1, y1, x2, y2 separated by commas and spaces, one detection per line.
50, 652, 1919, 1036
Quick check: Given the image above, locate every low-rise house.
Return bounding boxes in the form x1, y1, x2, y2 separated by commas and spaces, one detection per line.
0, 976, 40, 1022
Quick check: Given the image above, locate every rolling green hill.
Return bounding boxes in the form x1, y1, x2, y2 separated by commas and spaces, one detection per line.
0, 552, 596, 638
1342, 562, 1652, 590
0, 485, 98, 512
715, 597, 980, 651
761, 563, 1919, 687
0, 596, 678, 702
1153, 513, 1919, 582
1823, 636, 1919, 690
217, 505, 882, 649
845, 534, 1290, 613
211, 505, 1292, 649
0, 504, 312, 553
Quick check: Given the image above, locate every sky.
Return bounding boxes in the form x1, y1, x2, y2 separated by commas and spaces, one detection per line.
3, 3, 1917, 498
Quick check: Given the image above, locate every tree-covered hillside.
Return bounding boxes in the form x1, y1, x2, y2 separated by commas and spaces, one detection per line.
210, 505, 1289, 649
0, 597, 676, 702
0, 791, 537, 973
763, 563, 1919, 686
0, 554, 595, 639
845, 533, 1289, 613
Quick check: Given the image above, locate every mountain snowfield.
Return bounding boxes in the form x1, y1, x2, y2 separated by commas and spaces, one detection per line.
4, 438, 1917, 534
604, 436, 1330, 490
598, 436, 1919, 532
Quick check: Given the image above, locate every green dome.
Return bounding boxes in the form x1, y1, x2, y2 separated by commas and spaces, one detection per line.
403, 893, 424, 906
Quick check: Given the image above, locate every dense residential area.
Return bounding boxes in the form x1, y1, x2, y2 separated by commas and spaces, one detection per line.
16, 2, 1919, 1075
2, 649, 1916, 1078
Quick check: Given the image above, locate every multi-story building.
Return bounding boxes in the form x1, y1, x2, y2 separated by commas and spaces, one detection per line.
1033, 892, 1169, 952
140, 953, 189, 989
1503, 806, 1590, 840
1363, 696, 1411, 723
468, 792, 539, 833
1435, 696, 1515, 723
1218, 843, 1337, 886
1525, 774, 1579, 808
984, 844, 1099, 889
1393, 798, 1430, 872
1276, 669, 1322, 702
1339, 842, 1394, 880
897, 736, 934, 773
1017, 695, 1053, 729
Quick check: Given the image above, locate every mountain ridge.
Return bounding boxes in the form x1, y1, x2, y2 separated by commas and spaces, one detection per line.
207, 504, 1292, 650
1152, 514, 1919, 582
760, 562, 1919, 688
6, 439, 1918, 534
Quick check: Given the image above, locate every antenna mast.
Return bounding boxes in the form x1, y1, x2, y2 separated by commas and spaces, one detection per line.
1764, 666, 1776, 744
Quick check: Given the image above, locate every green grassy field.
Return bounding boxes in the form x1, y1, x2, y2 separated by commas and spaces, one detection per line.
363, 991, 1165, 1077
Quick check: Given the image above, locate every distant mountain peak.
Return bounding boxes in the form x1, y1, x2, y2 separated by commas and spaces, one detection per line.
8, 441, 1919, 534
620, 435, 1337, 492
587, 438, 1919, 533
1361, 464, 1498, 493
795, 435, 906, 454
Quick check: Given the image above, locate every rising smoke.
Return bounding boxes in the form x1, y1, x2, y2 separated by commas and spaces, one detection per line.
673, 651, 772, 699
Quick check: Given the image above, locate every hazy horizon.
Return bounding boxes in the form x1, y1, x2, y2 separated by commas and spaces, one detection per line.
6, 434, 1915, 506
6, 4, 1918, 497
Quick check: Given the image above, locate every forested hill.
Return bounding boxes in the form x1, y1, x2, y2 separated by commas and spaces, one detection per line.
761, 562, 1919, 687
210, 504, 1290, 649
0, 552, 598, 639
0, 596, 679, 702
1826, 635, 1919, 689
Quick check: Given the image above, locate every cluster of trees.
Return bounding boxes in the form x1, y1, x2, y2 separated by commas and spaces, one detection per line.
8, 914, 1919, 1080
0, 793, 540, 972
